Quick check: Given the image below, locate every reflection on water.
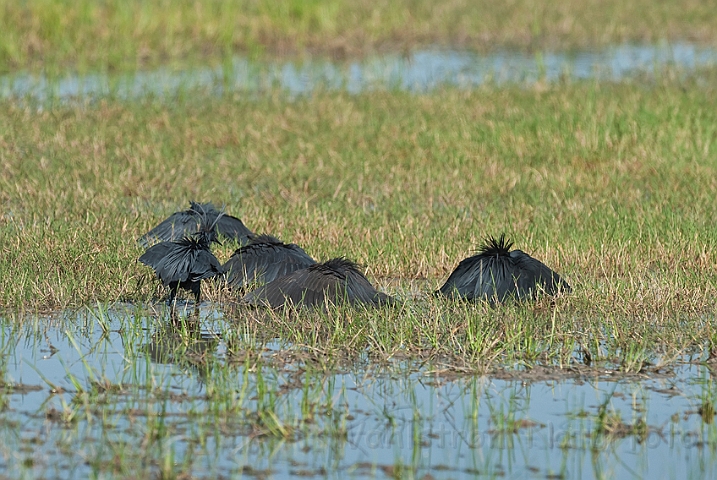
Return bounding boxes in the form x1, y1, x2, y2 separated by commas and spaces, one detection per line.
1, 305, 717, 479
1, 43, 716, 102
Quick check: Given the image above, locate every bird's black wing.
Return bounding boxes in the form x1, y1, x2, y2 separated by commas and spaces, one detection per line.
225, 239, 316, 289
509, 250, 571, 297
151, 244, 194, 286
343, 266, 395, 306
151, 236, 223, 285
189, 250, 225, 282
138, 210, 202, 248
242, 259, 354, 308
478, 256, 521, 301
438, 255, 479, 298
263, 244, 316, 282
243, 257, 392, 309
189, 201, 219, 217
214, 214, 254, 245
241, 267, 329, 308
438, 254, 518, 302
138, 242, 175, 270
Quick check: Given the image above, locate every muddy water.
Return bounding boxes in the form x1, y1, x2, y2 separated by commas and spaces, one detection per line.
1, 43, 716, 102
1, 305, 716, 479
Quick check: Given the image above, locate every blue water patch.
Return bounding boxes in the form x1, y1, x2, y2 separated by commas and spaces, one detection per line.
1, 43, 716, 102
1, 304, 717, 478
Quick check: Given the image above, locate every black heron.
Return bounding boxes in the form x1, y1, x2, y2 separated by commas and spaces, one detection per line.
139, 228, 225, 306
223, 234, 317, 290
241, 257, 394, 309
138, 201, 253, 248
437, 234, 571, 302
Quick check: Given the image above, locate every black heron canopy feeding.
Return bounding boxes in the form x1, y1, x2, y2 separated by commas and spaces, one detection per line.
223, 234, 317, 290
241, 257, 394, 309
138, 201, 253, 248
437, 234, 571, 302
139, 228, 225, 305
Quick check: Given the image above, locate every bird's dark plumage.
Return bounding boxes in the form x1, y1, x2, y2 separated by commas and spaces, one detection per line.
138, 201, 253, 248
437, 234, 571, 302
223, 234, 317, 290
139, 229, 224, 304
241, 257, 394, 309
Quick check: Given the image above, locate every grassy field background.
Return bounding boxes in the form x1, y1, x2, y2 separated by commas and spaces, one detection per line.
1, 0, 717, 73
2, 74, 717, 318
2, 5, 717, 479
1, 1, 717, 366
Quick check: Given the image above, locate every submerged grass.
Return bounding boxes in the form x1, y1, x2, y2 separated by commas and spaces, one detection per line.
2, 306, 716, 478
2, 70, 717, 369
1, 0, 717, 73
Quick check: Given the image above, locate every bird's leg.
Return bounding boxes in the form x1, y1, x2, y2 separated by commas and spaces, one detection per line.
166, 283, 178, 310
191, 282, 202, 317
192, 282, 202, 305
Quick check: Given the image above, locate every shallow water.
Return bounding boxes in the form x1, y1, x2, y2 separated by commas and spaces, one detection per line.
1, 43, 716, 102
2, 304, 717, 479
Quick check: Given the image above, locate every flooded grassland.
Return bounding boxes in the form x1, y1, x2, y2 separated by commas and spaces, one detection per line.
2, 43, 717, 478
2, 304, 717, 479
3, 0, 717, 74
3, 43, 717, 101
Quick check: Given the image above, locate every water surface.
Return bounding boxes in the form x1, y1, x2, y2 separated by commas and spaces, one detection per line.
2, 305, 717, 479
1, 43, 716, 102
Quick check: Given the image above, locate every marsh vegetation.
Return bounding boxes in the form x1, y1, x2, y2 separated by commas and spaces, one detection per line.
2, 1, 717, 477
2, 0, 717, 73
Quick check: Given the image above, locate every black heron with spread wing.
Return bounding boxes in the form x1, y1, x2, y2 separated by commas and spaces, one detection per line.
437, 234, 571, 302
241, 257, 394, 309
223, 234, 317, 291
138, 201, 253, 248
139, 227, 225, 306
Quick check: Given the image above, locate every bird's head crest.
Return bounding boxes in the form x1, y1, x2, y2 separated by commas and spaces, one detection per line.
479, 233, 513, 256
189, 201, 215, 215
193, 202, 225, 244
